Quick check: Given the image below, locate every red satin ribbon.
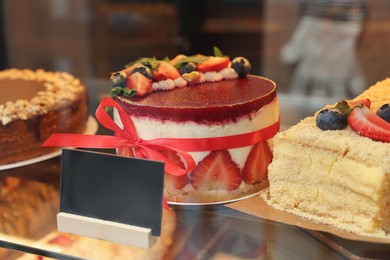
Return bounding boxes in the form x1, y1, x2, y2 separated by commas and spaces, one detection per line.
43, 97, 280, 174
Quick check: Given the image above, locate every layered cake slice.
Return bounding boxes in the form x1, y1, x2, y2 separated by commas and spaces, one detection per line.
267, 78, 390, 237
109, 48, 280, 203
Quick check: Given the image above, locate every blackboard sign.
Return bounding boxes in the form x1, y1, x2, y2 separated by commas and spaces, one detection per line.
59, 149, 165, 237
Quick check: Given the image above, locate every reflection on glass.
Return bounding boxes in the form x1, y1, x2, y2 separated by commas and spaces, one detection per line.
280, 0, 368, 98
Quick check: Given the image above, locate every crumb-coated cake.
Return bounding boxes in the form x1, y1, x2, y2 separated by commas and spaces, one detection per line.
109, 48, 280, 203
0, 69, 89, 165
267, 78, 390, 238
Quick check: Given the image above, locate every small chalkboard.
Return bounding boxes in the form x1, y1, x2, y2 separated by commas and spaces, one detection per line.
57, 149, 165, 248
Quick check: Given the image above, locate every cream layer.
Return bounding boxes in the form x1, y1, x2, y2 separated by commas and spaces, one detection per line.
114, 96, 279, 169
268, 140, 389, 235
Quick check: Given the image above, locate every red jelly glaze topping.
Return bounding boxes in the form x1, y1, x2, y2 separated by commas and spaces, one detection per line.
115, 75, 276, 123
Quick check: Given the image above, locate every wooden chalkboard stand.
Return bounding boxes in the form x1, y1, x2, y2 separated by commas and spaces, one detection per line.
57, 212, 157, 249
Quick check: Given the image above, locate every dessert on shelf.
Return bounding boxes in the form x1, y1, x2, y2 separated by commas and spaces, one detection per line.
16, 210, 176, 260
267, 78, 390, 238
109, 48, 280, 203
0, 69, 89, 165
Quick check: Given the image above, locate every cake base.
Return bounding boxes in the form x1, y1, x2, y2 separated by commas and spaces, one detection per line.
166, 180, 268, 204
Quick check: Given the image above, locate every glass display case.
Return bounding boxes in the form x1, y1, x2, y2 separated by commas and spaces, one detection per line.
1, 0, 390, 259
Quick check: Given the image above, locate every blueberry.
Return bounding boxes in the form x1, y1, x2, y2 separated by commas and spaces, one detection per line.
110, 71, 126, 88
231, 57, 251, 77
376, 103, 390, 123
131, 66, 152, 79
316, 109, 347, 130
178, 62, 197, 74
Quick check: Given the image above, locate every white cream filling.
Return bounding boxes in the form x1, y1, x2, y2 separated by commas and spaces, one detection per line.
114, 97, 279, 169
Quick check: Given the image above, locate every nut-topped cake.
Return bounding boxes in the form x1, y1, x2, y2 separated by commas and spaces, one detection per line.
110, 48, 280, 203
0, 69, 88, 165
267, 78, 390, 238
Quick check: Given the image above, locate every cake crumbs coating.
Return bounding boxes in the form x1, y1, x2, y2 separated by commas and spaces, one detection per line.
267, 77, 390, 238
263, 192, 390, 239
276, 117, 390, 172
0, 69, 85, 125
275, 77, 390, 171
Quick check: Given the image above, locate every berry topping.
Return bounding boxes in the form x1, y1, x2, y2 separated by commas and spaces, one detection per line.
182, 71, 203, 86
316, 108, 348, 130
131, 65, 152, 79
348, 105, 390, 142
160, 150, 188, 189
231, 57, 251, 78
197, 56, 230, 73
152, 61, 181, 81
110, 47, 251, 97
348, 98, 371, 109
110, 71, 127, 88
126, 72, 152, 96
376, 103, 390, 123
242, 142, 272, 184
178, 62, 197, 74
190, 150, 242, 191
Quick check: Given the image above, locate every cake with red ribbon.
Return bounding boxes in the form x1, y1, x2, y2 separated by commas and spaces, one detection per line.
110, 48, 280, 203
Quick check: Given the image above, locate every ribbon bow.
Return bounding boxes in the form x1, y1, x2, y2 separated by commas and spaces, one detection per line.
43, 97, 196, 177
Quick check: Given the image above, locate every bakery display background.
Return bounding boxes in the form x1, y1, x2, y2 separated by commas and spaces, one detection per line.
2, 0, 390, 97
1, 1, 390, 259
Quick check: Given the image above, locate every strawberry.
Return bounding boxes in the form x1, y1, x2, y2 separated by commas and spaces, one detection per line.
347, 98, 371, 109
126, 71, 152, 96
190, 150, 241, 191
197, 56, 230, 73
160, 150, 188, 189
242, 142, 273, 184
348, 105, 390, 142
153, 61, 181, 81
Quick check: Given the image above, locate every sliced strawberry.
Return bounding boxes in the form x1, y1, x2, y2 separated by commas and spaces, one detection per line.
169, 54, 186, 66
160, 150, 188, 189
348, 105, 390, 142
242, 142, 273, 184
197, 56, 230, 73
126, 72, 152, 96
348, 98, 371, 109
190, 150, 241, 191
153, 61, 181, 81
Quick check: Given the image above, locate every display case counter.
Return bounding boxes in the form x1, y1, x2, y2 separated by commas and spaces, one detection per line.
0, 81, 389, 259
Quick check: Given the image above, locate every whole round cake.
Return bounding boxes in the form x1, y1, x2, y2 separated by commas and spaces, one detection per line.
0, 69, 89, 165
110, 49, 279, 203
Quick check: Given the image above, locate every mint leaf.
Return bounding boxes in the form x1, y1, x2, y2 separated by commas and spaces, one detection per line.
123, 88, 136, 97
110, 86, 136, 99
172, 55, 208, 69
213, 46, 223, 57
110, 86, 124, 99
125, 57, 160, 70
335, 100, 351, 116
